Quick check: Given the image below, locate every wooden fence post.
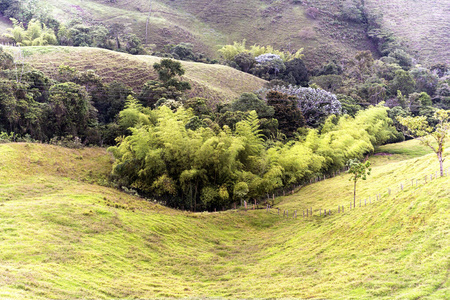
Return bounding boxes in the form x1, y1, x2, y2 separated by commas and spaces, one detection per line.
294, 210, 297, 219
277, 208, 280, 215
328, 209, 331, 215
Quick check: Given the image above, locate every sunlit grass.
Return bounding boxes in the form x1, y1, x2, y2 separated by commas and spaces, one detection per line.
0, 142, 448, 298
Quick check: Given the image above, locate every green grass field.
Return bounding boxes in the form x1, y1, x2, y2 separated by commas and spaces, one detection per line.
5, 46, 266, 105
0, 140, 448, 299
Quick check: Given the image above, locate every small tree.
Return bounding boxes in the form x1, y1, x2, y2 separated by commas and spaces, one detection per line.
347, 159, 371, 208
397, 110, 449, 176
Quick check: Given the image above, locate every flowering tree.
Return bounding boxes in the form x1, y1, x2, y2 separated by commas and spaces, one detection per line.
261, 85, 342, 127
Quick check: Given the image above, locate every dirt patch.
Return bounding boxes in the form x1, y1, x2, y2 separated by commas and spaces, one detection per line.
374, 152, 393, 156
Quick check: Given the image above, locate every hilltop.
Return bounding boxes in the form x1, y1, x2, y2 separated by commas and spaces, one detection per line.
0, 140, 448, 298
8, 46, 266, 104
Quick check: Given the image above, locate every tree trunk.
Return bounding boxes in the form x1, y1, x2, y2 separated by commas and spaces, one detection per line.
438, 152, 444, 177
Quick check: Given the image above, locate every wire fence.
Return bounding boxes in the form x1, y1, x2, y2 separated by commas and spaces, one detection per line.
241, 167, 450, 220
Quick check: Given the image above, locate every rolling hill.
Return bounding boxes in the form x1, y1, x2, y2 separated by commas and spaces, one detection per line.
6, 46, 267, 104
0, 140, 448, 298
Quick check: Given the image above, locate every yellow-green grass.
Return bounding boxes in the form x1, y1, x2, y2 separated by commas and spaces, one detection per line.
0, 141, 449, 299
7, 46, 266, 105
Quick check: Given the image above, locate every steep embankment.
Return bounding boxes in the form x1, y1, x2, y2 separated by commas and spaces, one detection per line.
9, 46, 266, 104
0, 141, 448, 299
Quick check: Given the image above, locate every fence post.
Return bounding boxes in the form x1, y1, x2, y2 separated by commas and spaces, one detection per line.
278, 208, 280, 215
294, 210, 297, 219
401, 183, 403, 191
328, 209, 331, 216
303, 210, 305, 218
388, 188, 391, 195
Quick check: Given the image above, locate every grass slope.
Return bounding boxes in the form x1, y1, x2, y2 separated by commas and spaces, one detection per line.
8, 46, 266, 105
35, 0, 376, 68
2, 1, 448, 66
365, 0, 450, 65
0, 141, 448, 299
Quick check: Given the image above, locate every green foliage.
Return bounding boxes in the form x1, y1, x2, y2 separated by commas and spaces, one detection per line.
397, 109, 450, 175
389, 69, 416, 97
47, 82, 95, 138
231, 93, 274, 118
218, 40, 304, 62
347, 158, 371, 207
4, 18, 57, 46
266, 91, 304, 138
138, 59, 191, 108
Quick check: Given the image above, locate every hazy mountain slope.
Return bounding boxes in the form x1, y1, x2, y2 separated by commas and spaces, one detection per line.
11, 46, 266, 104
0, 141, 448, 299
1, 1, 448, 66
36, 0, 375, 68
365, 0, 450, 65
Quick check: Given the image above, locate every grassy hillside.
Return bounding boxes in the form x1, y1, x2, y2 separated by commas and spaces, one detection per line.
365, 0, 450, 66
34, 0, 376, 68
7, 46, 266, 104
0, 141, 448, 299
1, 1, 448, 66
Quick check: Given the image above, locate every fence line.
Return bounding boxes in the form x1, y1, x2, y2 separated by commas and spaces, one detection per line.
258, 167, 449, 220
